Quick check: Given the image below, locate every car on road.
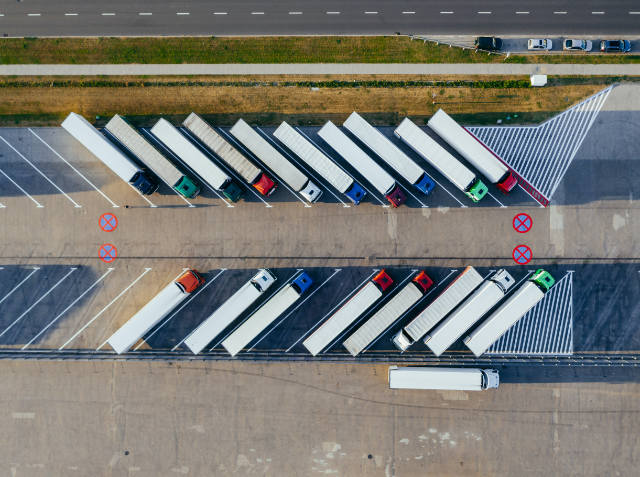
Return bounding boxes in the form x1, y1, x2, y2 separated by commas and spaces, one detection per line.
600, 39, 631, 52
563, 39, 592, 52
475, 37, 502, 52
528, 39, 552, 51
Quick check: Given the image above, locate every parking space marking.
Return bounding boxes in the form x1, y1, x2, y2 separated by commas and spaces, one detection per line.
486, 191, 507, 208
22, 268, 114, 350
0, 135, 81, 207
127, 183, 157, 207
59, 268, 152, 350
0, 268, 40, 307
29, 129, 119, 208
0, 201, 4, 208
0, 268, 76, 340
0, 166, 44, 207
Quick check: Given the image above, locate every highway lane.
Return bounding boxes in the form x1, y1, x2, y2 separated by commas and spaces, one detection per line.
0, 1, 640, 36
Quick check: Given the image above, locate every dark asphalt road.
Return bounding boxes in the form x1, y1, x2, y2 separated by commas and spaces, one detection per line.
1, 1, 639, 37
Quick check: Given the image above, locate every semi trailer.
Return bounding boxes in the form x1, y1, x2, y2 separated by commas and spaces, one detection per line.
427, 109, 518, 194
424, 270, 515, 356
465, 269, 555, 357
392, 267, 484, 351
184, 269, 277, 355
61, 112, 158, 195
389, 366, 499, 390
343, 271, 433, 356
274, 122, 367, 205
182, 113, 277, 196
343, 112, 436, 195
394, 117, 488, 202
318, 121, 407, 207
106, 270, 205, 354
105, 115, 200, 198
230, 119, 322, 203
150, 118, 244, 202
303, 270, 393, 356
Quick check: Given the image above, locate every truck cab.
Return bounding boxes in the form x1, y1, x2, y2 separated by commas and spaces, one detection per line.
221, 181, 245, 202
131, 171, 159, 195
253, 173, 277, 196
385, 185, 407, 208
300, 181, 323, 203
530, 269, 555, 292
481, 369, 500, 389
372, 269, 394, 292
344, 182, 367, 205
413, 271, 434, 293
175, 270, 206, 293
465, 179, 488, 202
413, 173, 436, 195
251, 269, 277, 292
496, 171, 518, 194
174, 176, 201, 199
490, 269, 515, 293
392, 329, 414, 351
291, 272, 315, 295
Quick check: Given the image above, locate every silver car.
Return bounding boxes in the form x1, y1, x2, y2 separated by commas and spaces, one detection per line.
528, 39, 552, 50
563, 39, 592, 51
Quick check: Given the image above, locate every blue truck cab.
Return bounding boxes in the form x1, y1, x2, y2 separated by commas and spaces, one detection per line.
291, 272, 315, 296
344, 182, 367, 205
131, 171, 159, 195
413, 172, 436, 195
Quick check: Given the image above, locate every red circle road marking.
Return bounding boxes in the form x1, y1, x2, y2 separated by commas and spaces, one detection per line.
513, 213, 532, 233
512, 245, 532, 265
99, 244, 117, 263
99, 213, 118, 232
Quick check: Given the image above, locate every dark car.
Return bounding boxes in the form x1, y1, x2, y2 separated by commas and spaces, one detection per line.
600, 39, 631, 52
475, 36, 503, 51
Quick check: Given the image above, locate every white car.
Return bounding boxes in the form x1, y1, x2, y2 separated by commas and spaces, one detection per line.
528, 39, 552, 50
563, 39, 592, 52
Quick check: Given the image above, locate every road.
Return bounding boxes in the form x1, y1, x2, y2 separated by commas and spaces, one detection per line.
1, 1, 640, 37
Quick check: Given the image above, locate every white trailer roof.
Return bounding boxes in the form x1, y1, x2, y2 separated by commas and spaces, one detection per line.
465, 281, 544, 357
62, 113, 142, 183
405, 267, 483, 342
318, 121, 396, 196
343, 112, 425, 184
274, 122, 353, 193
343, 282, 423, 356
107, 282, 186, 354
395, 118, 476, 192
184, 282, 262, 355
222, 285, 300, 357
389, 366, 483, 391
425, 281, 503, 356
427, 109, 508, 183
183, 113, 262, 184
304, 281, 382, 356
105, 115, 183, 186
151, 119, 230, 190
230, 119, 308, 191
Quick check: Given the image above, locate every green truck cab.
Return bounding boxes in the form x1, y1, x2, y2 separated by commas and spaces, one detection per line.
464, 179, 489, 202
174, 176, 201, 199
222, 181, 245, 203
530, 269, 555, 293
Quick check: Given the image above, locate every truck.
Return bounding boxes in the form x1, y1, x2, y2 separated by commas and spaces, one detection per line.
222, 272, 314, 357
229, 119, 322, 203
61, 112, 158, 195
106, 270, 205, 354
343, 112, 436, 196
303, 270, 393, 356
394, 118, 488, 202
104, 115, 200, 199
150, 118, 244, 202
427, 109, 518, 194
318, 121, 407, 208
465, 269, 555, 357
184, 269, 277, 355
389, 366, 499, 391
273, 122, 367, 205
182, 113, 277, 196
424, 270, 515, 356
392, 267, 484, 351
343, 271, 433, 357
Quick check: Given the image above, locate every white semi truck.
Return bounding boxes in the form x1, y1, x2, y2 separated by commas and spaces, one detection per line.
303, 270, 394, 356
151, 118, 245, 202
465, 269, 555, 357
424, 270, 515, 356
343, 271, 433, 357
61, 112, 158, 195
389, 366, 499, 391
230, 119, 322, 203
182, 113, 277, 196
427, 109, 518, 194
392, 267, 484, 351
394, 117, 488, 202
184, 269, 277, 355
318, 121, 407, 207
105, 115, 200, 198
222, 272, 314, 356
106, 270, 205, 354
343, 112, 436, 196
273, 122, 367, 205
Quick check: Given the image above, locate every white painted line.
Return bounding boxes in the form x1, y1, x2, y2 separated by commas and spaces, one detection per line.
252, 12, 264, 15
214, 13, 227, 15
0, 268, 76, 340
403, 12, 415, 14
177, 13, 190, 15
0, 135, 81, 207
402, 185, 428, 208
102, 13, 115, 16
22, 268, 115, 350
441, 12, 453, 14
365, 12, 378, 14
29, 129, 119, 208
0, 167, 43, 207
0, 268, 39, 307
139, 13, 152, 16
59, 268, 152, 350
478, 12, 491, 14
127, 183, 157, 207
428, 176, 465, 207
28, 14, 41, 17
0, 202, 4, 208
65, 14, 78, 16
516, 12, 529, 14
486, 191, 507, 208
631, 12, 640, 15
554, 12, 567, 14
327, 12, 340, 15
592, 12, 604, 14
289, 12, 302, 15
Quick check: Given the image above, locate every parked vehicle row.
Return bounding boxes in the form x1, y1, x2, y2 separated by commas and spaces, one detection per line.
475, 36, 631, 53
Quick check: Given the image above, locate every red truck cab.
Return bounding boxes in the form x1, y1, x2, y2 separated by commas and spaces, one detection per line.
496, 171, 518, 195
253, 173, 277, 196
372, 269, 394, 292
413, 271, 434, 293
385, 185, 407, 208
176, 269, 205, 293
